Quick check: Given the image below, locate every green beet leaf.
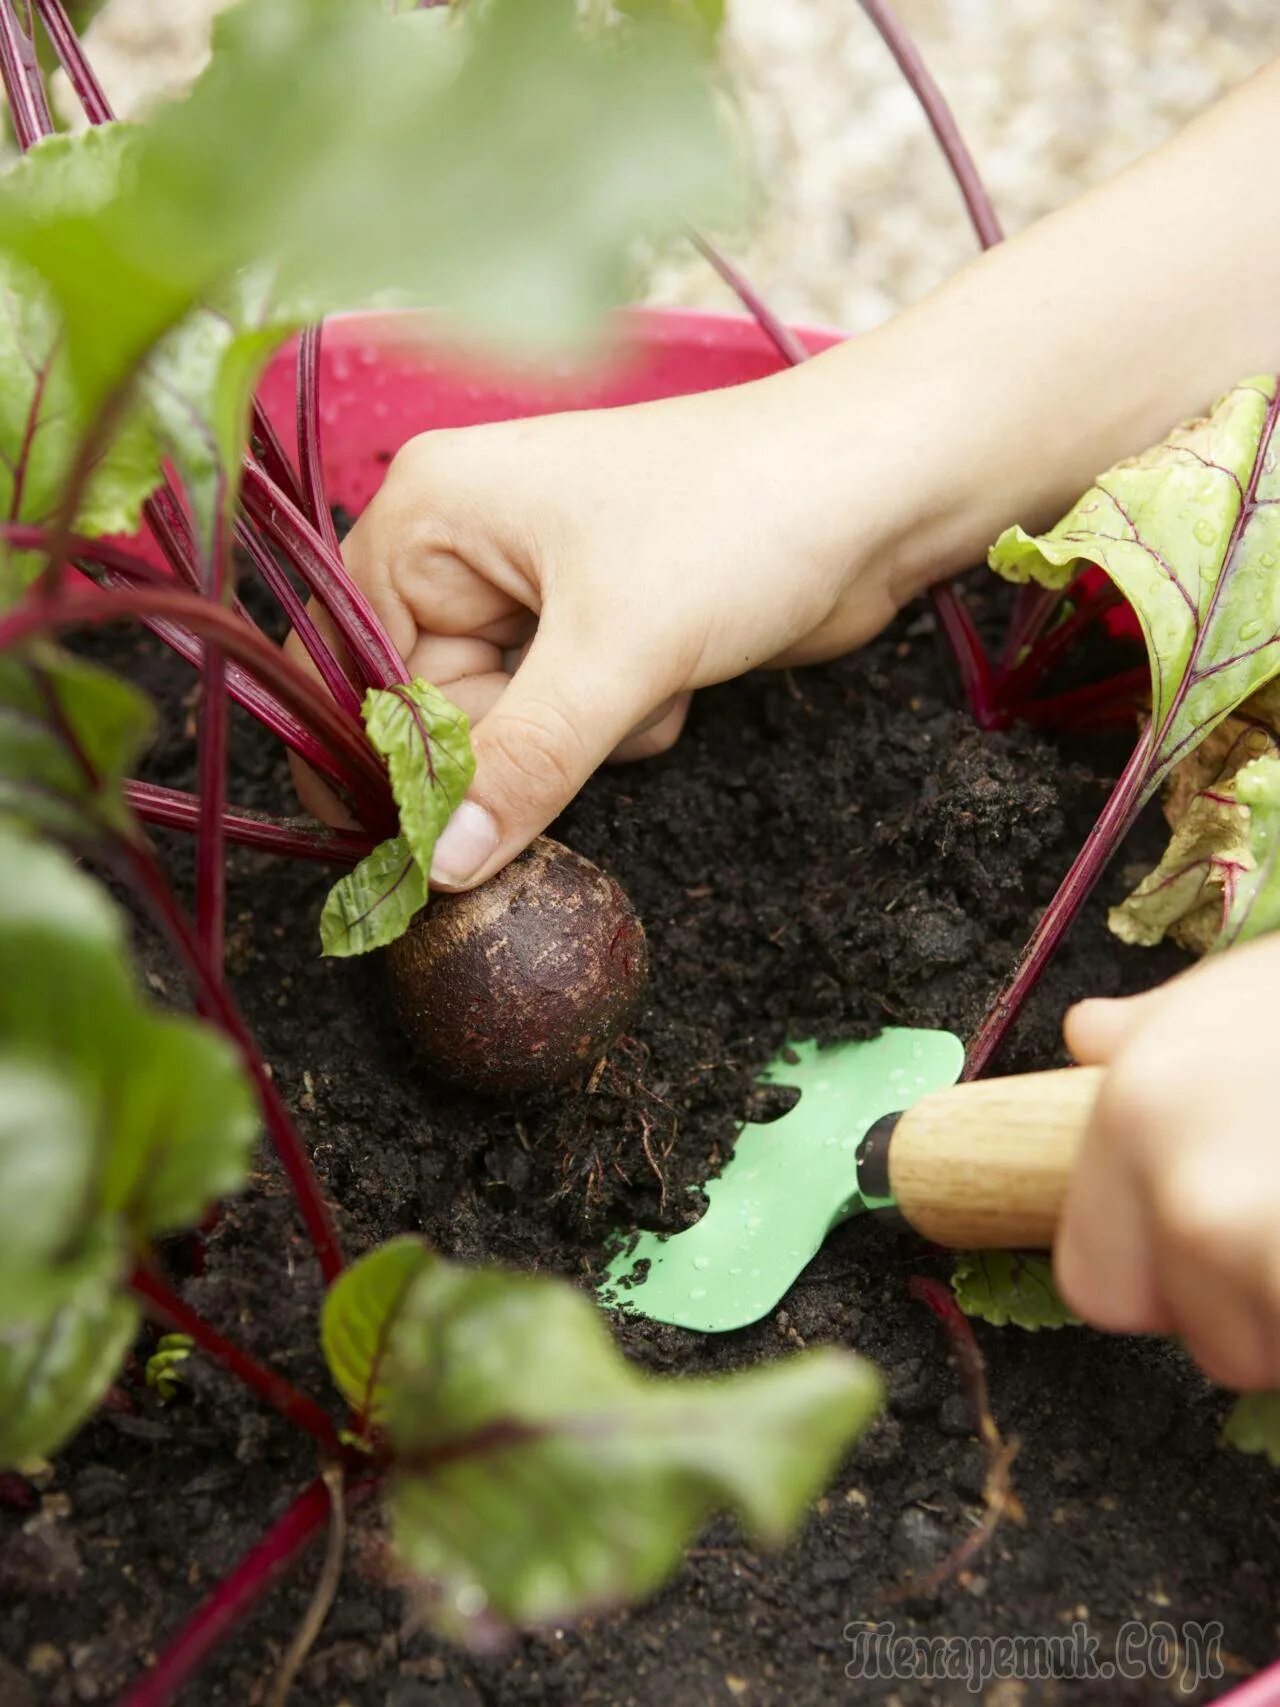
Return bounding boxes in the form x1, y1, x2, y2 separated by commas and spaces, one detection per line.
0, 1233, 138, 1466
1216, 753, 1280, 949
145, 274, 302, 557
991, 378, 1280, 805
0, 829, 258, 1242
363, 679, 474, 879
0, 645, 154, 842
320, 679, 473, 956
0, 128, 161, 563
366, 1248, 880, 1642
321, 1235, 433, 1428
0, 0, 734, 436
1223, 1389, 1280, 1466
319, 832, 427, 958
952, 1252, 1079, 1331
0, 1059, 96, 1292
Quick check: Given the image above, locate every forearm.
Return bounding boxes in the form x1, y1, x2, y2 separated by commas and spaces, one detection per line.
786, 57, 1280, 603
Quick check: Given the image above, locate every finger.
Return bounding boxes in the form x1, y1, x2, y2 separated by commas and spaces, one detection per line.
1054, 1078, 1173, 1334
1063, 992, 1162, 1063
610, 692, 691, 763
1149, 1151, 1280, 1390
429, 615, 669, 890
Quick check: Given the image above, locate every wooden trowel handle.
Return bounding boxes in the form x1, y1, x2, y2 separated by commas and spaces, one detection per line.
879, 1066, 1104, 1249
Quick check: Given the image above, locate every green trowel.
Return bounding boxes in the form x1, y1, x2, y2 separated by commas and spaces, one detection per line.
598, 1029, 1101, 1333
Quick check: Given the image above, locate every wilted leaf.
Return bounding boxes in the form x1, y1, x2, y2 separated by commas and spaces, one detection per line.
991, 379, 1280, 806
319, 833, 426, 957
952, 1252, 1079, 1331
1216, 754, 1280, 950
1223, 1389, 1280, 1466
1109, 708, 1277, 952
321, 1236, 434, 1426
0, 1232, 137, 1466
380, 1252, 881, 1643
0, 646, 153, 841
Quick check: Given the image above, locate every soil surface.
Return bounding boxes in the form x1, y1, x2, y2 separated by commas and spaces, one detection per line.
2, 572, 1276, 1707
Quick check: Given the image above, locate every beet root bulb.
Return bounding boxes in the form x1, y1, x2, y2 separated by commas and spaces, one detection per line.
386, 836, 648, 1097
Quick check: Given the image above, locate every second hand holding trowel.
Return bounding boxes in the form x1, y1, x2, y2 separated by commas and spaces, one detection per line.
599, 1029, 1102, 1333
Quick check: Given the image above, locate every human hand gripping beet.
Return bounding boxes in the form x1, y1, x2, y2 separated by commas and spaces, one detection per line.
293, 62, 1280, 1371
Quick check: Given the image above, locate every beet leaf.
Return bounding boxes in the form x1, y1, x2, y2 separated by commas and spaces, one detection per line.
0, 0, 733, 441
325, 1238, 881, 1645
992, 378, 1280, 797
320, 679, 474, 957
0, 645, 152, 840
0, 131, 160, 555
1216, 752, 1280, 947
0, 830, 258, 1462
952, 1253, 1078, 1332
1108, 702, 1277, 953
969, 376, 1280, 1072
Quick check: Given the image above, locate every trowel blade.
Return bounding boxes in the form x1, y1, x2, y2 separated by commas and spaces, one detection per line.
598, 1028, 964, 1333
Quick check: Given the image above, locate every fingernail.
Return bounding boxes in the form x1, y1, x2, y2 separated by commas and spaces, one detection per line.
430, 800, 499, 888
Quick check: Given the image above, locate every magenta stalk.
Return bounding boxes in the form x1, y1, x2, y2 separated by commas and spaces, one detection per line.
297, 323, 344, 557
125, 780, 371, 866
117, 1473, 376, 1707
241, 460, 406, 692
120, 836, 347, 1284
0, 0, 51, 149
129, 1265, 339, 1450
932, 581, 998, 727
963, 731, 1153, 1077
855, 0, 1002, 251
686, 227, 809, 367
31, 0, 110, 122
233, 515, 363, 719
0, 581, 395, 828
195, 509, 232, 974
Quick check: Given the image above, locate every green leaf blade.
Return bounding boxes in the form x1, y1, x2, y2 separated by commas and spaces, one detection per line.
364, 678, 474, 877
319, 833, 427, 958
0, 1235, 138, 1467
990, 378, 1280, 800
0, 646, 154, 840
952, 1252, 1079, 1331
321, 1235, 434, 1425
373, 1251, 880, 1643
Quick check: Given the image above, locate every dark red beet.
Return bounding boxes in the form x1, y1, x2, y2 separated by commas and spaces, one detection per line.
386, 836, 647, 1097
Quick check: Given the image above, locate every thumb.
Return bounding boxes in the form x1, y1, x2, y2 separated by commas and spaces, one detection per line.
428, 618, 655, 891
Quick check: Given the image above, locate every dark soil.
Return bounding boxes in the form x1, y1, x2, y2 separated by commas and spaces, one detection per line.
2, 572, 1275, 1707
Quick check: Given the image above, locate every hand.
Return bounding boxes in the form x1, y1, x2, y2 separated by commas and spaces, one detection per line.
292, 359, 916, 887
1055, 936, 1280, 1391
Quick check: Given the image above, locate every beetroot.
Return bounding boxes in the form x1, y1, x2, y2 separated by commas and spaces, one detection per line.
386, 836, 648, 1096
